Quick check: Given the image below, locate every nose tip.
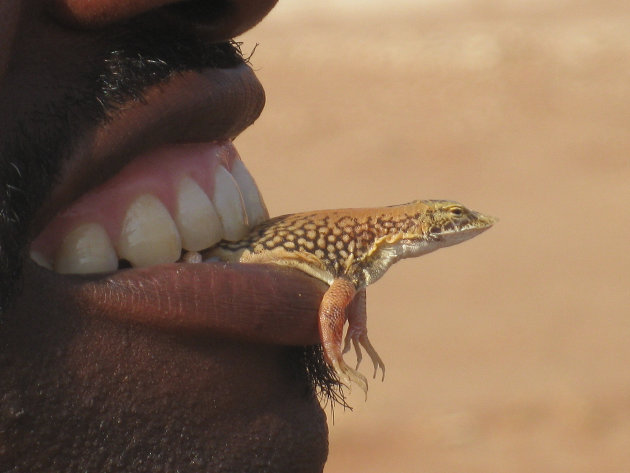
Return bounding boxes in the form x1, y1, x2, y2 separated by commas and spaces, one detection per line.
484, 214, 499, 225
159, 0, 279, 41
474, 211, 498, 226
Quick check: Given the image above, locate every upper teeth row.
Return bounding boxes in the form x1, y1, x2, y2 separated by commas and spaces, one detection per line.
30, 160, 268, 274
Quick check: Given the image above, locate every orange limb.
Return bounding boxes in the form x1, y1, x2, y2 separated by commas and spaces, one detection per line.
318, 278, 384, 395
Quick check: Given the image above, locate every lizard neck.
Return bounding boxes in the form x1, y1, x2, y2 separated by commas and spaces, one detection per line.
356, 236, 440, 287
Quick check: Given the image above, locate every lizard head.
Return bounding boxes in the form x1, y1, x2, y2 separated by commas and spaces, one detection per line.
420, 200, 497, 247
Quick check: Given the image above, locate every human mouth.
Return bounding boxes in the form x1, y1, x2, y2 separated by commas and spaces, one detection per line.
22, 64, 326, 347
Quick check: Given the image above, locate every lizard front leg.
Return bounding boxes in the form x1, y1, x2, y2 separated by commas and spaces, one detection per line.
318, 278, 368, 394
343, 289, 385, 381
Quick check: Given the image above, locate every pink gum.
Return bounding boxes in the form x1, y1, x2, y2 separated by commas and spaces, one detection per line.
31, 141, 240, 261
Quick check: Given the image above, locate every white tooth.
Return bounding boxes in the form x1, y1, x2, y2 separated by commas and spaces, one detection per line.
230, 160, 269, 227
54, 223, 118, 274
211, 165, 248, 241
30, 250, 53, 270
174, 176, 224, 251
117, 194, 182, 268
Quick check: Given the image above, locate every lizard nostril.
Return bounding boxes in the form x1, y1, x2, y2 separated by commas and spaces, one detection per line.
430, 226, 441, 234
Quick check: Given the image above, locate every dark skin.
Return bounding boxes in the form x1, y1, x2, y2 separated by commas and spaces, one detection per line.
0, 1, 337, 471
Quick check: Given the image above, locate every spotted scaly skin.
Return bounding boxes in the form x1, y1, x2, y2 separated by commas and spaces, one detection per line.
208, 200, 496, 394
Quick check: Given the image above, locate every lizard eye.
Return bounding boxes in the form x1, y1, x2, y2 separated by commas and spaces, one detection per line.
449, 206, 464, 216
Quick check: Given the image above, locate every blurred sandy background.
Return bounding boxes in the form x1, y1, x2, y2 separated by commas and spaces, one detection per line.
238, 1, 630, 471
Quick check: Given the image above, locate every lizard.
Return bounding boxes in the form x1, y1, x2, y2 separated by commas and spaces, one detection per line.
205, 199, 496, 394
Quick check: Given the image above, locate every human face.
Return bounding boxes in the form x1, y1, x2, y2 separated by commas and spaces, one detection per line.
0, 1, 331, 471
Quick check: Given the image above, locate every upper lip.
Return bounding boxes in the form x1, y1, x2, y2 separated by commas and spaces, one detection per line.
31, 63, 264, 240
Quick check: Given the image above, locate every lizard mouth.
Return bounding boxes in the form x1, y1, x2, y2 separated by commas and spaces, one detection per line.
25, 141, 325, 345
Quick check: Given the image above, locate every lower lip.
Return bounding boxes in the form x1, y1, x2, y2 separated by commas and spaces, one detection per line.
23, 256, 325, 346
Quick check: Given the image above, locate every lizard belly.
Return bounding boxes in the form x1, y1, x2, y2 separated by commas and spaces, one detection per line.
239, 247, 336, 286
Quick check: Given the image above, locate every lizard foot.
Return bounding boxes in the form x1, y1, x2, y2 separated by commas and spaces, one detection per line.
343, 328, 386, 381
